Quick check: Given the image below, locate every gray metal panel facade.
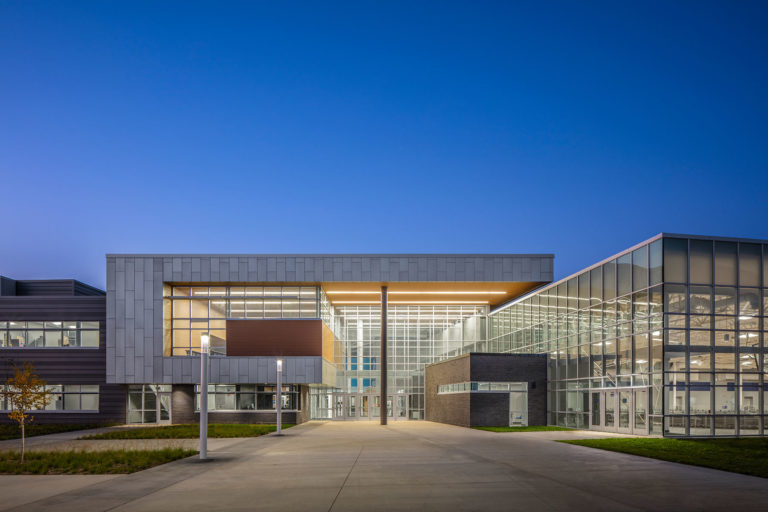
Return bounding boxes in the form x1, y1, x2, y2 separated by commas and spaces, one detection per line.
106, 254, 553, 385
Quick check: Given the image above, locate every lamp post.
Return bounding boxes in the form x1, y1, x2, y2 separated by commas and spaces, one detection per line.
276, 359, 283, 435
200, 333, 210, 460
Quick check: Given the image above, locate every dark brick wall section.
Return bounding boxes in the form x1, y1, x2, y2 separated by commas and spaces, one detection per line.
296, 385, 310, 424
425, 355, 471, 427
470, 393, 511, 427
425, 353, 547, 428
470, 353, 547, 427
172, 385, 196, 424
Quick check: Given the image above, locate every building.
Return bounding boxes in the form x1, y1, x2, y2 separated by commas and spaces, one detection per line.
104, 254, 552, 425
0, 277, 125, 424
488, 234, 768, 437
1, 233, 766, 437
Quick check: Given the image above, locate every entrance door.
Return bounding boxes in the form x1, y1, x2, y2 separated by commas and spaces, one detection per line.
617, 390, 632, 434
158, 389, 171, 424
394, 395, 408, 420
633, 388, 649, 435
604, 390, 617, 431
127, 385, 171, 424
334, 395, 344, 419
371, 395, 381, 419
590, 392, 602, 430
346, 394, 358, 419
509, 392, 528, 426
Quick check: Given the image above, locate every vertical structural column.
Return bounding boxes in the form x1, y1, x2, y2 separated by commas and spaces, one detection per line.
380, 285, 388, 425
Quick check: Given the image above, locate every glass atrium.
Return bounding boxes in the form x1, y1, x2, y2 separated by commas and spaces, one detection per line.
488, 235, 768, 436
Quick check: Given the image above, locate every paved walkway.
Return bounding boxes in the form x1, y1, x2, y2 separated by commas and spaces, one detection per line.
4, 421, 768, 511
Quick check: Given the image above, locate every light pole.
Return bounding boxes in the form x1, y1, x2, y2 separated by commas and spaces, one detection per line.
200, 333, 210, 460
276, 359, 283, 435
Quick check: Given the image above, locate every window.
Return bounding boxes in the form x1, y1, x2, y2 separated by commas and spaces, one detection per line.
195, 384, 301, 411
0, 384, 99, 411
167, 285, 320, 356
437, 381, 527, 394
0, 321, 99, 348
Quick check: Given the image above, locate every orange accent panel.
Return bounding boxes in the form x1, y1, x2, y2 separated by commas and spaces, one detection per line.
321, 322, 339, 364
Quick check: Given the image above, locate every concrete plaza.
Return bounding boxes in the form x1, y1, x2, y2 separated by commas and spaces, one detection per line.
3, 421, 768, 511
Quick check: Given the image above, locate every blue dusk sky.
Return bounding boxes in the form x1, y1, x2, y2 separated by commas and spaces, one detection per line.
1, 1, 767, 290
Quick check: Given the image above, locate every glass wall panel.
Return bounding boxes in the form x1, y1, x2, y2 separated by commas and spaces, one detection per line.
649, 240, 663, 285
715, 242, 738, 286
617, 254, 631, 297
690, 239, 713, 285
739, 243, 762, 287
603, 260, 616, 301
590, 268, 602, 303
632, 246, 649, 291
664, 238, 688, 283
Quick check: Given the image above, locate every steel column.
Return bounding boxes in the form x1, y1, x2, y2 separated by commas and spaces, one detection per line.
380, 285, 387, 425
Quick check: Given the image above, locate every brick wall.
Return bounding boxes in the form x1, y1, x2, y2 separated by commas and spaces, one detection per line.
425, 353, 547, 428
425, 355, 471, 426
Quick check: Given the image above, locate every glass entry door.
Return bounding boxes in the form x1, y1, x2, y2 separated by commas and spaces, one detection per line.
509, 392, 528, 426
593, 388, 649, 435
316, 393, 409, 420
370, 395, 381, 418
604, 390, 616, 431
311, 392, 333, 419
394, 395, 408, 420
633, 388, 649, 435
618, 391, 632, 433
127, 385, 171, 424
590, 392, 602, 429
346, 394, 357, 419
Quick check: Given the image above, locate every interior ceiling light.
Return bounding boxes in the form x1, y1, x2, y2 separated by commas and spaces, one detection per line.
331, 300, 488, 305
325, 290, 506, 295
391, 291, 505, 295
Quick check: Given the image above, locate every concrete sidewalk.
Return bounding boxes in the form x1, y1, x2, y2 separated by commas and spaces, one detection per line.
4, 421, 768, 511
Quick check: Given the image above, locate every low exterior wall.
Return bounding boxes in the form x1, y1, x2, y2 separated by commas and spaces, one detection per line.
470, 353, 547, 427
425, 353, 547, 428
425, 355, 471, 427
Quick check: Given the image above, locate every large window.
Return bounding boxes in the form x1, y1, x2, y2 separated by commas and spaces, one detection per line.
194, 384, 300, 411
166, 285, 319, 356
0, 321, 99, 348
322, 301, 487, 420
0, 384, 99, 411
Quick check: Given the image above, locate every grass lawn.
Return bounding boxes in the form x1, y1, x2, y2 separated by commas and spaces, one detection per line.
473, 426, 576, 432
0, 423, 117, 441
81, 423, 294, 440
559, 437, 768, 479
0, 448, 196, 475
